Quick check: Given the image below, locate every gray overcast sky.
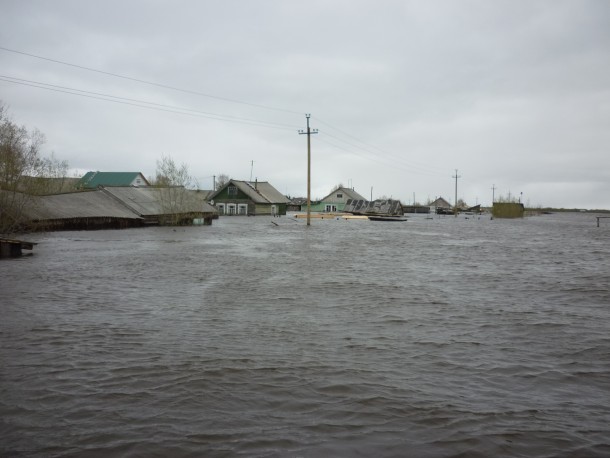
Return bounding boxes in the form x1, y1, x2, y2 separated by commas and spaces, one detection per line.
1, 0, 609, 208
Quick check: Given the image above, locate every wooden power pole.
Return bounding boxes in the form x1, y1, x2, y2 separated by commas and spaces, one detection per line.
299, 114, 318, 226
453, 169, 461, 217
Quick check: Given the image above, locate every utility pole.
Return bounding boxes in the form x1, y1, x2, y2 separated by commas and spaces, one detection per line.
250, 160, 254, 182
298, 114, 318, 226
213, 175, 216, 191
452, 169, 461, 217
491, 184, 496, 206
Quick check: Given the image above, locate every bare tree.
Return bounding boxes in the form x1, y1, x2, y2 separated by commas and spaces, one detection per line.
1, 103, 69, 234
153, 154, 197, 224
216, 173, 230, 190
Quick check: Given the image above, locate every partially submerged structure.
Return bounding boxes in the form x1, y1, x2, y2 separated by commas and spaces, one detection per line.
492, 202, 524, 218
403, 205, 430, 214
0, 238, 36, 258
209, 179, 290, 216
343, 199, 405, 217
102, 187, 216, 225
307, 187, 368, 212
11, 186, 217, 231
430, 197, 452, 214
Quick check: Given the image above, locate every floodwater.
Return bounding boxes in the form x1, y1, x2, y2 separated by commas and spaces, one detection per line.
1, 212, 609, 457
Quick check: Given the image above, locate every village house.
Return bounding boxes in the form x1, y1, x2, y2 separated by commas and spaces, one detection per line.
209, 179, 290, 216
429, 196, 452, 214
307, 186, 367, 212
15, 186, 217, 231
77, 171, 150, 189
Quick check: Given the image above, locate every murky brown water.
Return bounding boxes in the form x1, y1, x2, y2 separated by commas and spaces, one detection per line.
1, 212, 609, 457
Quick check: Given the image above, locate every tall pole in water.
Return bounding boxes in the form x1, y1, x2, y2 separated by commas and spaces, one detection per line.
453, 169, 461, 217
299, 114, 317, 226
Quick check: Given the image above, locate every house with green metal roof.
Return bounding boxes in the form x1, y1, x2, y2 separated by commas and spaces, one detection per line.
77, 172, 150, 189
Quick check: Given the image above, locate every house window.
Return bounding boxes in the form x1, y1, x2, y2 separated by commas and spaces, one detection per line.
238, 204, 248, 215
228, 185, 237, 196
325, 204, 337, 212
336, 193, 343, 198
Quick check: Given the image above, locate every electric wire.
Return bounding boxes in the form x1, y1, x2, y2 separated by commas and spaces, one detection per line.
2, 45, 447, 181
0, 75, 299, 131
314, 116, 444, 176
316, 134, 439, 177
318, 129, 442, 177
0, 46, 303, 115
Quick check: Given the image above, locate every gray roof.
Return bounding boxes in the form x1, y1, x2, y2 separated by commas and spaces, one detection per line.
430, 197, 451, 208
16, 186, 217, 223
320, 186, 367, 202
23, 190, 143, 221
213, 180, 290, 204
102, 187, 217, 216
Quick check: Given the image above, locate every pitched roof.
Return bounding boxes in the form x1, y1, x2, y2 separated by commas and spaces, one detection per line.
102, 186, 217, 216
78, 172, 149, 188
17, 186, 217, 222
21, 190, 144, 221
211, 180, 290, 204
430, 197, 451, 208
320, 186, 367, 202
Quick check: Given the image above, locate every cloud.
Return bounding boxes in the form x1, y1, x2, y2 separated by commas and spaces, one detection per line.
1, 0, 609, 208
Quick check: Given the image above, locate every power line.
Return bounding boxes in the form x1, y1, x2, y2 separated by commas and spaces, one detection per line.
0, 46, 303, 115
313, 116, 444, 176
0, 75, 300, 130
318, 129, 443, 177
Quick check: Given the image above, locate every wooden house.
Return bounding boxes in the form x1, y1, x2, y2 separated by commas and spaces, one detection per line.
16, 186, 217, 231
308, 187, 367, 212
430, 196, 452, 214
209, 179, 290, 216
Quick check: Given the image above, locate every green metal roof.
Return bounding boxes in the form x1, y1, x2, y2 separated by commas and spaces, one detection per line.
78, 172, 149, 188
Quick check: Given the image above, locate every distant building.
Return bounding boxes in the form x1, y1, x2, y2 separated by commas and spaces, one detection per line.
430, 196, 452, 214
308, 187, 367, 212
430, 197, 451, 209
287, 197, 307, 212
77, 171, 150, 189
209, 179, 290, 216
